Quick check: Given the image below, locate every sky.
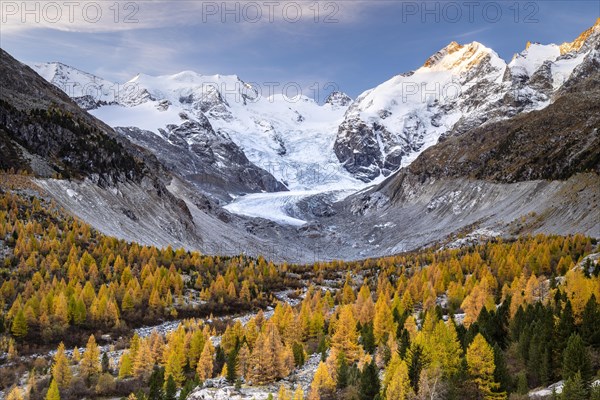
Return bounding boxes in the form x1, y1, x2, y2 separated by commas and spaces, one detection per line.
1, 1, 598, 101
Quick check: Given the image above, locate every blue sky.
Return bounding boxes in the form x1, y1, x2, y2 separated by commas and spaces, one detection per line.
1, 1, 598, 101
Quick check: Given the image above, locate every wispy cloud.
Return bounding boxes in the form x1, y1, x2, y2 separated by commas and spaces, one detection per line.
1, 1, 374, 33
454, 26, 493, 40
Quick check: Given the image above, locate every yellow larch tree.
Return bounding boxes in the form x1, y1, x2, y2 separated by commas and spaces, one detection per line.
373, 294, 396, 345
45, 379, 61, 400
466, 334, 504, 400
309, 361, 335, 400
428, 320, 462, 377
133, 338, 155, 379
118, 352, 134, 378
330, 305, 361, 363
247, 319, 289, 384
51, 342, 72, 389
196, 340, 215, 382
6, 387, 24, 400
278, 385, 292, 400
80, 335, 101, 380
292, 386, 305, 400
461, 280, 495, 328
355, 283, 375, 325
382, 353, 412, 400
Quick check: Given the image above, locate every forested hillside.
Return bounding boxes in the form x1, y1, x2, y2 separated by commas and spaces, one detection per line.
1, 179, 598, 400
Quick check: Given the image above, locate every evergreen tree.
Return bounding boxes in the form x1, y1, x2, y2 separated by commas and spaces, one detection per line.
562, 334, 592, 389
226, 350, 238, 383
101, 352, 110, 373
360, 322, 376, 354
165, 375, 177, 400
516, 372, 528, 395
337, 354, 349, 390
11, 309, 28, 339
179, 379, 198, 400
493, 344, 511, 393
581, 295, 600, 347
292, 342, 305, 367
407, 344, 425, 393
148, 366, 165, 400
561, 372, 588, 400
359, 359, 380, 400
554, 300, 575, 370
398, 328, 410, 359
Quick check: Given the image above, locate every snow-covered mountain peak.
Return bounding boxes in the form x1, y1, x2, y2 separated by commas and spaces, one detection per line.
560, 17, 600, 54
422, 41, 498, 73
423, 41, 463, 68
509, 43, 561, 77
31, 62, 119, 109
325, 91, 352, 107
33, 61, 110, 87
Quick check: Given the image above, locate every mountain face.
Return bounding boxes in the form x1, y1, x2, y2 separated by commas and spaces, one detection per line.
334, 18, 600, 182
403, 72, 600, 185
117, 118, 288, 202
31, 66, 360, 197
31, 19, 599, 189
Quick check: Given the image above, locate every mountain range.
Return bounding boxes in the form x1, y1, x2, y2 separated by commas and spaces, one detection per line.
0, 18, 598, 262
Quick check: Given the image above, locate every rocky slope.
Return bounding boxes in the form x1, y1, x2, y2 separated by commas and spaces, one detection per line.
0, 50, 148, 186
117, 118, 287, 203
334, 17, 600, 182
